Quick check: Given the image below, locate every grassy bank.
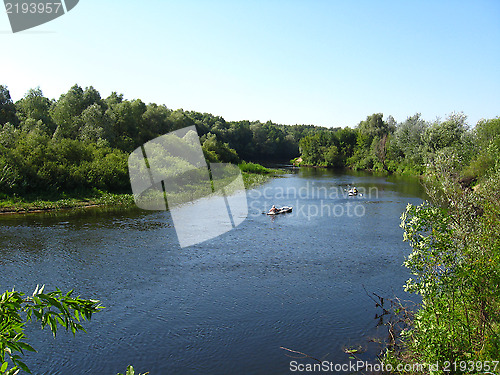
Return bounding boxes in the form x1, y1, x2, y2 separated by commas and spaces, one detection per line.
0, 163, 281, 214
240, 161, 285, 188
0, 190, 135, 214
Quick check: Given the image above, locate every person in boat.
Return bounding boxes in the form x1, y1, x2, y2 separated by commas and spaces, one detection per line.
352, 187, 358, 194
269, 205, 279, 213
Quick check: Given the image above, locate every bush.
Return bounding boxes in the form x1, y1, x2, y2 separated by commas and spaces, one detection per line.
238, 161, 272, 174
391, 161, 500, 369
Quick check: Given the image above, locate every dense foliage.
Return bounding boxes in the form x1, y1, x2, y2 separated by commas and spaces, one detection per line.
0, 84, 326, 197
3, 84, 497, 199
297, 112, 496, 178
384, 118, 500, 371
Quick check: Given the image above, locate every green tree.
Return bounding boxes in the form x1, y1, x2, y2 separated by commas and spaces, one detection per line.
82, 86, 103, 109
299, 133, 322, 165
463, 117, 500, 179
79, 103, 113, 144
106, 99, 147, 151
50, 84, 86, 139
0, 147, 20, 193
357, 113, 390, 139
15, 88, 54, 134
201, 133, 240, 164
475, 117, 500, 148
140, 103, 173, 142
168, 109, 195, 132
371, 134, 389, 170
324, 145, 341, 167
394, 113, 428, 166
424, 112, 468, 154
105, 92, 124, 107
225, 121, 254, 158
336, 127, 357, 161
51, 85, 104, 140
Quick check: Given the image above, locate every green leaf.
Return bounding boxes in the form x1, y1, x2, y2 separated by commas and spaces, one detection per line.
14, 359, 30, 374
16, 342, 36, 353
1, 361, 8, 372
49, 316, 57, 337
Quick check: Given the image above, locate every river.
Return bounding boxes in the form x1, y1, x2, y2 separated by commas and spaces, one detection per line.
0, 169, 426, 374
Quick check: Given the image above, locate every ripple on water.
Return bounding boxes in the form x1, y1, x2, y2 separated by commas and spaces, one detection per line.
0, 171, 425, 374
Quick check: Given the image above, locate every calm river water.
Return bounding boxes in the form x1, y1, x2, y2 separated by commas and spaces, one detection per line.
0, 169, 425, 375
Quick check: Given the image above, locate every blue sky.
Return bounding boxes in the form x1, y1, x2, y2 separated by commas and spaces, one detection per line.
1, 0, 499, 128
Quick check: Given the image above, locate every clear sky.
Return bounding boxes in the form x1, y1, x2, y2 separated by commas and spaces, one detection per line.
1, 0, 499, 128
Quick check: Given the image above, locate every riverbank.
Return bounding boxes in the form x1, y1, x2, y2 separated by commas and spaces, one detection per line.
0, 166, 282, 215
292, 164, 426, 183
0, 191, 135, 215
292, 160, 425, 177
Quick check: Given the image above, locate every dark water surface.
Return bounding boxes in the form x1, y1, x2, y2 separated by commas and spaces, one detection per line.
0, 169, 426, 374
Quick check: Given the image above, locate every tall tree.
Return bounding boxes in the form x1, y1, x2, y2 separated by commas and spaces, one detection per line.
51, 85, 104, 139
16, 87, 54, 133
424, 112, 468, 153
79, 103, 113, 143
107, 99, 147, 150
140, 103, 173, 142
395, 113, 428, 164
357, 113, 390, 139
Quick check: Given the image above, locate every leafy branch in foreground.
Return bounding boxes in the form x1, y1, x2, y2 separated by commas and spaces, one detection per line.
0, 285, 103, 374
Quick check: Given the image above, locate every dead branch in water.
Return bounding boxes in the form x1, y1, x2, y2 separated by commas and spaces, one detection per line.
279, 346, 322, 364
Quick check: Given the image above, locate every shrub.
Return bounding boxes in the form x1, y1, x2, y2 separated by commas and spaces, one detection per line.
238, 161, 272, 174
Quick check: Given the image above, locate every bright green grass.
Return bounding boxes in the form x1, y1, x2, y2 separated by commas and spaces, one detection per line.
0, 190, 134, 213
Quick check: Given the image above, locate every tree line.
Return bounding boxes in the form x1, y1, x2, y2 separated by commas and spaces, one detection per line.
1, 84, 499, 197
299, 112, 500, 180
0, 84, 328, 195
